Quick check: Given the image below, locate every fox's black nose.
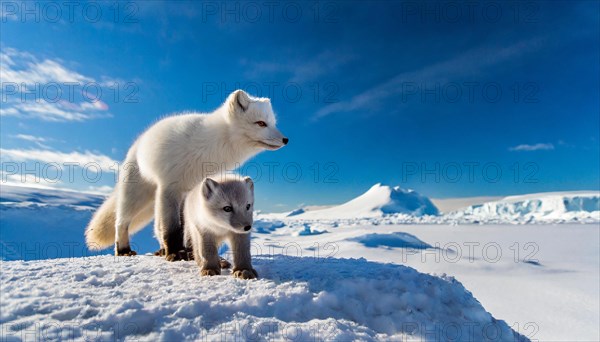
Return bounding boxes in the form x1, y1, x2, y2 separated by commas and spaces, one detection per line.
244, 225, 252, 231
282, 137, 289, 145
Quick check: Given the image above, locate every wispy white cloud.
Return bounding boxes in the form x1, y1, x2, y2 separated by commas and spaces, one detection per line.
0, 172, 63, 189
0, 148, 119, 172
1, 171, 115, 194
241, 50, 356, 83
314, 40, 542, 120
509, 143, 555, 152
1, 50, 92, 84
1, 100, 112, 122
13, 134, 50, 148
86, 185, 114, 194
0, 48, 112, 122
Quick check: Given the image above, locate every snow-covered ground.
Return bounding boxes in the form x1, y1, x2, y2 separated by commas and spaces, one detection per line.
250, 221, 599, 341
1, 184, 599, 341
1, 255, 525, 341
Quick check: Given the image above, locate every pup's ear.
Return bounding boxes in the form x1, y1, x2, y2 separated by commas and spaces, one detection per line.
202, 178, 219, 199
244, 177, 254, 191
228, 89, 250, 113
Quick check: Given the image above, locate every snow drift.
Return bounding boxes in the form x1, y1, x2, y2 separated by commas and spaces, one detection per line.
285, 184, 439, 220
0, 255, 524, 341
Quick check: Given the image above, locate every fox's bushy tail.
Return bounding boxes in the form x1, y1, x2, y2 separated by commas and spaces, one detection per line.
85, 192, 118, 250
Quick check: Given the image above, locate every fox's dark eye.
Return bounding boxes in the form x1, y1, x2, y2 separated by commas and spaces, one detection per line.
255, 121, 267, 127
223, 206, 233, 212
246, 204, 251, 210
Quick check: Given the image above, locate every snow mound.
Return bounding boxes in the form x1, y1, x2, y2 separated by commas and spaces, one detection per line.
292, 223, 328, 236
253, 219, 286, 234
286, 208, 305, 216
0, 255, 523, 341
448, 191, 600, 224
287, 184, 439, 220
351, 232, 432, 249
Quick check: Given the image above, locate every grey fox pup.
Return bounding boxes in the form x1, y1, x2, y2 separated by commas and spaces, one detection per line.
183, 176, 258, 279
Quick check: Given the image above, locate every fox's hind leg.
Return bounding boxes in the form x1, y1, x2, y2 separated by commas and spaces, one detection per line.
155, 186, 187, 261
114, 165, 155, 256
155, 198, 192, 260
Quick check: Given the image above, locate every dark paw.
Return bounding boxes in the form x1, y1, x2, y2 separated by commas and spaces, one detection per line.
165, 249, 189, 262
186, 248, 195, 260
219, 257, 231, 269
115, 246, 137, 256
153, 248, 165, 256
232, 268, 258, 280
200, 268, 221, 276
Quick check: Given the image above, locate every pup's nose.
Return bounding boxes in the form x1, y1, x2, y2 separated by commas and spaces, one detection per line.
282, 138, 289, 145
244, 225, 252, 231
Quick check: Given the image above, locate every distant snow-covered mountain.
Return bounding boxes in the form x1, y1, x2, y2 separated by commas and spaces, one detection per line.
0, 185, 157, 260
260, 185, 599, 224
447, 191, 600, 223
283, 183, 439, 219
1, 184, 104, 209
1, 184, 598, 261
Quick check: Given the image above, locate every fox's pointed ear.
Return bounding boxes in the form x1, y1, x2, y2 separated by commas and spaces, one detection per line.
244, 177, 254, 191
202, 178, 219, 199
228, 89, 250, 113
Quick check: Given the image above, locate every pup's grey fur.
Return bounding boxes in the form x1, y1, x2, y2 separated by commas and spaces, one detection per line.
183, 176, 257, 279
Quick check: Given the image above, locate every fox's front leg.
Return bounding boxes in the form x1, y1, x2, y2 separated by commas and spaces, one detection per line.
230, 233, 257, 279
197, 233, 221, 276
155, 187, 186, 261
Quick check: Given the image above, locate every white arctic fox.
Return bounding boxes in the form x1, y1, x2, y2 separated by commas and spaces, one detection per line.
183, 176, 257, 279
85, 90, 287, 260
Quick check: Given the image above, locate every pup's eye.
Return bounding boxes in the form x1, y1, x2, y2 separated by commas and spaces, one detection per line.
223, 206, 233, 212
246, 204, 251, 210
255, 121, 267, 127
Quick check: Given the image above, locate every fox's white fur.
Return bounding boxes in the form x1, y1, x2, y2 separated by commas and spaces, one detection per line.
85, 90, 287, 259
183, 175, 257, 279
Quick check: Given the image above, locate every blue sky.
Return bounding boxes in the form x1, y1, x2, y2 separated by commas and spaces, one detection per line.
1, 1, 598, 211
